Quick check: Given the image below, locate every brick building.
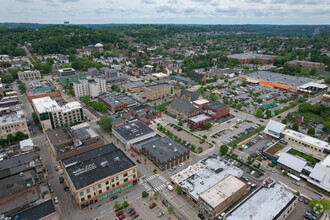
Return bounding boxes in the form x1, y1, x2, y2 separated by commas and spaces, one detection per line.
144, 84, 171, 100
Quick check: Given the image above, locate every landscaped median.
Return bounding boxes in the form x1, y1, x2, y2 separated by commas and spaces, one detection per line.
228, 126, 265, 149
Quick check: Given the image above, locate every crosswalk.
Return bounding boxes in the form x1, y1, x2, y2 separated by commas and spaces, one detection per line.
158, 175, 167, 182
154, 184, 166, 192
144, 174, 167, 183
142, 183, 152, 192
145, 175, 156, 182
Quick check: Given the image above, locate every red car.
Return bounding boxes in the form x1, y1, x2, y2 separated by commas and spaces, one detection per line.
149, 203, 157, 209
118, 215, 126, 220
131, 153, 135, 157
129, 210, 136, 216
116, 211, 124, 217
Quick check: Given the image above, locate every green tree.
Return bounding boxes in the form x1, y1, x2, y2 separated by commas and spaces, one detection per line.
190, 145, 196, 151
142, 191, 149, 198
81, 96, 91, 105
122, 201, 129, 208
114, 202, 122, 211
203, 122, 212, 130
281, 119, 287, 124
153, 192, 158, 200
292, 122, 299, 131
308, 127, 315, 136
7, 134, 15, 143
176, 186, 183, 195
168, 205, 174, 214
266, 110, 272, 118
178, 121, 183, 126
220, 145, 229, 155
309, 67, 317, 75
97, 116, 113, 131
256, 108, 263, 118
198, 147, 203, 153
14, 131, 25, 141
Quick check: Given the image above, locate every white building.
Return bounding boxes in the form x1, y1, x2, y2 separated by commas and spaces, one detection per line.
73, 78, 106, 99
17, 70, 41, 80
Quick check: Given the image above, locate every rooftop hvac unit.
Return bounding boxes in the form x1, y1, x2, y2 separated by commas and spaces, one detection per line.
152, 145, 156, 149
169, 143, 172, 146
114, 157, 120, 162
174, 148, 178, 152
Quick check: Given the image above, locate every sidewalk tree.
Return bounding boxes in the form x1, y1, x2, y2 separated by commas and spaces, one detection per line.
220, 145, 229, 155
14, 131, 25, 141
153, 192, 158, 200
176, 186, 183, 195
142, 191, 148, 198
203, 122, 212, 130
168, 205, 174, 214
178, 121, 183, 126
256, 108, 263, 118
308, 127, 315, 136
81, 96, 91, 105
122, 201, 129, 208
292, 122, 299, 131
97, 116, 113, 131
114, 202, 122, 211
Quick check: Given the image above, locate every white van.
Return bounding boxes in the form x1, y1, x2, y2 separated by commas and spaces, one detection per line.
167, 185, 174, 191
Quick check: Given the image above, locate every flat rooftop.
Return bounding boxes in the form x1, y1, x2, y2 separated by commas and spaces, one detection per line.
193, 99, 209, 106
123, 81, 144, 88
226, 183, 295, 220
0, 113, 27, 126
199, 175, 246, 209
71, 122, 98, 138
171, 155, 243, 201
277, 152, 307, 173
228, 53, 276, 60
263, 120, 286, 139
99, 92, 137, 107
142, 136, 189, 162
205, 101, 227, 110
112, 121, 156, 141
62, 144, 136, 190
32, 96, 81, 114
189, 114, 211, 123
283, 129, 330, 151
12, 199, 56, 220
245, 71, 314, 87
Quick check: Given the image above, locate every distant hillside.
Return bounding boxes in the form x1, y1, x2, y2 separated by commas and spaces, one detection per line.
0, 23, 329, 34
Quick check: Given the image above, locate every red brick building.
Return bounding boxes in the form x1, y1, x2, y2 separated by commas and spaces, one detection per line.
204, 102, 230, 119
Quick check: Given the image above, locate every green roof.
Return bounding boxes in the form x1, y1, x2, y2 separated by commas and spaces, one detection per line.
33, 85, 56, 93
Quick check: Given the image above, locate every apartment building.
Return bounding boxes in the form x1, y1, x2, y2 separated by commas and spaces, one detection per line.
0, 111, 29, 139
73, 78, 106, 99
17, 70, 41, 80
32, 96, 83, 130
62, 144, 138, 209
144, 84, 171, 100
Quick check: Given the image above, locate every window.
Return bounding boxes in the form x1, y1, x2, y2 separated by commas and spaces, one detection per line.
99, 190, 102, 194
86, 189, 90, 193
133, 175, 136, 178
116, 182, 119, 186
80, 192, 84, 196
123, 173, 128, 177
116, 177, 119, 180
133, 169, 136, 173
106, 186, 110, 191
106, 181, 109, 185
87, 195, 91, 199
81, 198, 85, 202
124, 178, 128, 183
111, 178, 114, 182
98, 184, 101, 188
112, 184, 115, 188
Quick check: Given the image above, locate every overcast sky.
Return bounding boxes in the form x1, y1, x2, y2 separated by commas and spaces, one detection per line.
0, 0, 329, 24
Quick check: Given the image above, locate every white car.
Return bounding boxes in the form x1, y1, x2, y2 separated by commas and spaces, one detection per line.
54, 196, 59, 204
179, 163, 185, 167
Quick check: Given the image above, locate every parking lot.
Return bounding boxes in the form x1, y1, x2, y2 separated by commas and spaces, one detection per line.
240, 136, 275, 156
287, 196, 313, 220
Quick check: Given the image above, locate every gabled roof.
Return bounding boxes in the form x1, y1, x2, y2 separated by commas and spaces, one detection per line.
263, 120, 286, 139
277, 152, 307, 173
181, 89, 201, 101
189, 72, 205, 81
169, 98, 197, 116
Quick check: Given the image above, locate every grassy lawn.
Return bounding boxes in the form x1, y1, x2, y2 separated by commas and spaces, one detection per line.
298, 111, 325, 122
229, 126, 265, 148
266, 143, 285, 155
155, 102, 170, 111
287, 148, 319, 166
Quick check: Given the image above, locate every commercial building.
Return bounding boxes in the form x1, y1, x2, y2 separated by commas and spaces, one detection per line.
129, 104, 162, 124
144, 84, 171, 100
167, 97, 202, 119
189, 72, 207, 82
170, 75, 197, 85
263, 120, 287, 140
199, 175, 246, 217
26, 85, 61, 101
307, 160, 330, 195
228, 53, 277, 65
98, 92, 137, 112
204, 102, 230, 119
112, 121, 157, 149
0, 96, 19, 108
62, 144, 138, 209
133, 136, 189, 170
187, 114, 211, 129
46, 122, 105, 160
282, 129, 330, 155
122, 81, 145, 92
59, 73, 90, 85
297, 82, 328, 95
287, 60, 326, 70
320, 94, 330, 107
240, 71, 317, 91
32, 96, 83, 130
277, 152, 308, 177
0, 111, 29, 139
225, 178, 297, 220
58, 68, 76, 76
73, 78, 106, 99
17, 70, 41, 80
170, 154, 244, 205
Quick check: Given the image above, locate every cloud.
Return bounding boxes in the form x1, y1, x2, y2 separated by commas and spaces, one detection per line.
215, 7, 239, 16
191, 0, 212, 2
156, 6, 179, 13
15, 0, 33, 2
60, 0, 79, 2
271, 0, 323, 4
141, 0, 156, 4
95, 7, 126, 14
245, 0, 265, 3
168, 0, 178, 3
184, 7, 198, 14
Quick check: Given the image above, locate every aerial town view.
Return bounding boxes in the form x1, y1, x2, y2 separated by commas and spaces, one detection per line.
0, 1, 329, 220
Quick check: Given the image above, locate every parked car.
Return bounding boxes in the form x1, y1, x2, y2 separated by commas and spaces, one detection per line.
110, 195, 118, 201
179, 163, 185, 167
149, 203, 157, 209
255, 173, 261, 178
118, 215, 126, 220
64, 186, 70, 192
54, 166, 58, 171
292, 181, 300, 186
157, 211, 165, 218
162, 200, 169, 207
54, 197, 58, 204
131, 153, 135, 157
131, 214, 139, 219
129, 210, 136, 216
59, 177, 64, 183
299, 196, 304, 202
127, 208, 134, 214
116, 211, 124, 217
198, 213, 205, 220
136, 159, 141, 164
47, 181, 51, 187
49, 187, 54, 193
304, 198, 310, 205
170, 166, 176, 172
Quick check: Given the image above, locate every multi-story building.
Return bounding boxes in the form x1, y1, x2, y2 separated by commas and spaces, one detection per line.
144, 84, 171, 100
73, 78, 106, 99
287, 60, 326, 70
58, 68, 76, 76
32, 96, 83, 131
98, 92, 137, 112
17, 70, 41, 80
0, 111, 29, 139
227, 53, 277, 65
62, 144, 138, 209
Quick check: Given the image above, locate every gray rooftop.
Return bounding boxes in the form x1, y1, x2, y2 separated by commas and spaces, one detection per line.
62, 144, 135, 190
123, 81, 145, 88
112, 121, 156, 142
169, 98, 198, 116
277, 152, 307, 173
206, 101, 227, 110
142, 136, 189, 162
12, 199, 56, 220
99, 92, 137, 107
245, 71, 314, 87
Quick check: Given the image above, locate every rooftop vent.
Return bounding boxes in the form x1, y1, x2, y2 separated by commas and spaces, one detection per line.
174, 148, 178, 152
114, 157, 120, 162
153, 145, 156, 149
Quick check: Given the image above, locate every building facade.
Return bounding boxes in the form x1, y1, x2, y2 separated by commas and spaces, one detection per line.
73, 78, 106, 99
144, 84, 171, 100
0, 113, 29, 139
32, 96, 84, 130
17, 70, 41, 80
